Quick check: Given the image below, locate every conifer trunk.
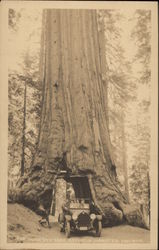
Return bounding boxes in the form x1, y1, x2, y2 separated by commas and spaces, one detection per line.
21, 81, 27, 176
121, 112, 130, 202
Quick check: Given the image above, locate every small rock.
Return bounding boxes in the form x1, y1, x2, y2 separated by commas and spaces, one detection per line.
16, 236, 25, 243
17, 240, 23, 243
16, 223, 25, 230
8, 224, 15, 231
9, 235, 16, 240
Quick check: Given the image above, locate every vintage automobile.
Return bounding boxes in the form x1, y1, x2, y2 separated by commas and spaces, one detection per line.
59, 198, 102, 238
56, 173, 102, 238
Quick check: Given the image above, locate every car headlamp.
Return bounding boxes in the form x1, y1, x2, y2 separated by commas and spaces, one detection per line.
90, 213, 96, 220
72, 214, 78, 220
96, 214, 102, 220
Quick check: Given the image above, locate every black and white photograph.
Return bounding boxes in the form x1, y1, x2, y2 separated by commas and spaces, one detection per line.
0, 1, 158, 249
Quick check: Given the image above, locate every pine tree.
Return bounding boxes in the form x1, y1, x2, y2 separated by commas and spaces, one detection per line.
129, 10, 151, 221
8, 10, 42, 187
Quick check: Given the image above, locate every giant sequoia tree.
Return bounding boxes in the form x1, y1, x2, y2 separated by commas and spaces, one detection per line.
16, 9, 148, 228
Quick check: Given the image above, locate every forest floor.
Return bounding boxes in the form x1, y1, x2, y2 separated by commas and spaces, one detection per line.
7, 203, 150, 243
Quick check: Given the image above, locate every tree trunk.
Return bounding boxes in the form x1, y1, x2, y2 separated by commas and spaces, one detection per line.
15, 9, 148, 229
121, 112, 130, 202
21, 80, 27, 176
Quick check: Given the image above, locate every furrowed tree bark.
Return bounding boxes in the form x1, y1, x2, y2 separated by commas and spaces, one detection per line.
21, 80, 27, 176
15, 9, 148, 229
121, 111, 130, 202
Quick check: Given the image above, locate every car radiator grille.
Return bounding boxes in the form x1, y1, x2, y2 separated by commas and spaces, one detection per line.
78, 212, 91, 227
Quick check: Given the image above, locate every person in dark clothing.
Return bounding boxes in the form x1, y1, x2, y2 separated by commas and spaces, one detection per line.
90, 200, 101, 215
38, 203, 50, 228
58, 198, 73, 232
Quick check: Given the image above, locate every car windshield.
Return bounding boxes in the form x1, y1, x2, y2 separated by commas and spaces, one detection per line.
69, 198, 90, 208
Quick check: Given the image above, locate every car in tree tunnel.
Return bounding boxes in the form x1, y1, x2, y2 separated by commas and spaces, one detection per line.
57, 174, 102, 238
58, 198, 102, 238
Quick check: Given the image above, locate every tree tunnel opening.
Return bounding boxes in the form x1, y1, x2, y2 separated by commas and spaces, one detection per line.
64, 175, 92, 202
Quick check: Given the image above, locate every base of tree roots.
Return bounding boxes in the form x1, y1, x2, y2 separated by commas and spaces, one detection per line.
12, 167, 149, 230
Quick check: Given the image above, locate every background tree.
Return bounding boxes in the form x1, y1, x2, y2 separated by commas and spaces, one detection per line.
128, 10, 151, 222
98, 10, 136, 201
8, 9, 42, 190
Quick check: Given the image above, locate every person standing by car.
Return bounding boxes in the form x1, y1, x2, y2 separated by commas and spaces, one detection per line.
58, 185, 75, 231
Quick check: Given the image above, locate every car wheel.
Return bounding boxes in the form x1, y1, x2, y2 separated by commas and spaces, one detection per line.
95, 220, 102, 237
65, 222, 70, 238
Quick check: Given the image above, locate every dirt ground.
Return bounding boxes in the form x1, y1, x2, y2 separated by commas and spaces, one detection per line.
7, 203, 150, 243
